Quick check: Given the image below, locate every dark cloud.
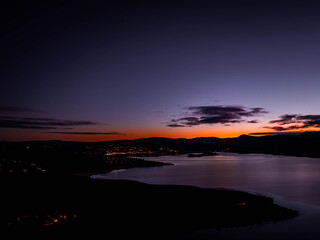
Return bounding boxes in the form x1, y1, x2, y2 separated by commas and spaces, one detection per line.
247, 120, 259, 124
249, 132, 277, 136
167, 105, 267, 127
249, 132, 302, 136
266, 114, 320, 131
167, 123, 185, 128
269, 114, 298, 125
0, 116, 97, 130
176, 117, 200, 126
268, 125, 303, 131
46, 131, 122, 135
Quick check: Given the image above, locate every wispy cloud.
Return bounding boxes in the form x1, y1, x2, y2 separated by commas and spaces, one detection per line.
0, 116, 97, 130
167, 105, 267, 127
249, 132, 301, 136
266, 114, 320, 131
247, 120, 259, 124
46, 131, 122, 135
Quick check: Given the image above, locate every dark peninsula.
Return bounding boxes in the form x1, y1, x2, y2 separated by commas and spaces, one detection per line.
3, 176, 298, 239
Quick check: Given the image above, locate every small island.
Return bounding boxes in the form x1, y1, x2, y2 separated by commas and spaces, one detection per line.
188, 151, 219, 157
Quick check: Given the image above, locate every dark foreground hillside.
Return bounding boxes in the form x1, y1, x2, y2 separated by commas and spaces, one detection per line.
2, 175, 298, 239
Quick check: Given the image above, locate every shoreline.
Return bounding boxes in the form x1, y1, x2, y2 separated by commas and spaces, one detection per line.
2, 174, 299, 239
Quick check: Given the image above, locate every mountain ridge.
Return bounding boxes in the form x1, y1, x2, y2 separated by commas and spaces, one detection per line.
2, 131, 320, 158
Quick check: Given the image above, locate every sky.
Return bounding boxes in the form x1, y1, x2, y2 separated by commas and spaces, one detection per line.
1, 0, 320, 141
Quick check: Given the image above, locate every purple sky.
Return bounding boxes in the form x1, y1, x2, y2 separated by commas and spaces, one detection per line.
1, 0, 320, 141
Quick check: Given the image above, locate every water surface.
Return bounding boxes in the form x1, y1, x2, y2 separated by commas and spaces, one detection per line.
92, 153, 320, 239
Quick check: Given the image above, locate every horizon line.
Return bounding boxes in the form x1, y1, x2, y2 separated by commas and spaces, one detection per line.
1, 131, 319, 143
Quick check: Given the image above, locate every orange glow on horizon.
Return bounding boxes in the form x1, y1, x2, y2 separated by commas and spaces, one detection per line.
2, 125, 319, 142
0, 126, 255, 142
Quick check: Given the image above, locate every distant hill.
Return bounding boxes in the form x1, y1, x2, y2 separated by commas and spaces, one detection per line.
188, 137, 223, 144
1, 131, 320, 158
222, 132, 320, 158
123, 132, 320, 158
108, 132, 320, 158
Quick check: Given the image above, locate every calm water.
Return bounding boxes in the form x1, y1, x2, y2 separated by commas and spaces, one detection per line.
92, 153, 320, 239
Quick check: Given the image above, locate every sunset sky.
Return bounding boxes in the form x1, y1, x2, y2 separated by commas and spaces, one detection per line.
1, 0, 320, 141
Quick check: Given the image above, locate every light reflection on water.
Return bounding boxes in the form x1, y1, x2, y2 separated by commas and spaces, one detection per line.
92, 153, 320, 240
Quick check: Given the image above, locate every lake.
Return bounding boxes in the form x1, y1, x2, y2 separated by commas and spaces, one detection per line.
92, 153, 320, 239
